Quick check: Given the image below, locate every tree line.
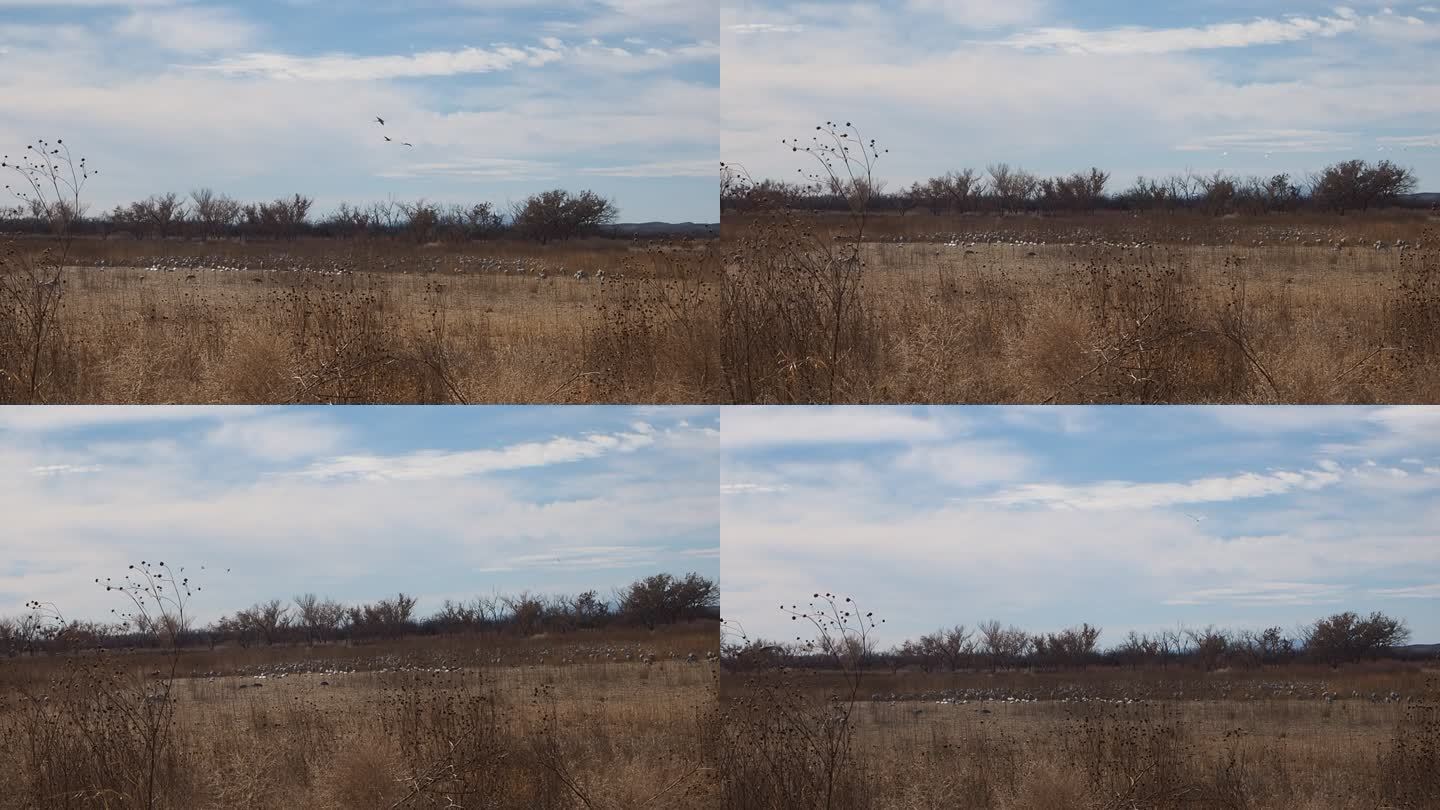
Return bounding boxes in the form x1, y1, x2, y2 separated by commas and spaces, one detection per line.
0, 187, 621, 243
1, 572, 718, 655
723, 159, 1425, 216
724, 610, 1421, 672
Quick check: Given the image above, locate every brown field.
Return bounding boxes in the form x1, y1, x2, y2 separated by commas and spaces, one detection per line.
720, 210, 1440, 404
721, 663, 1440, 810
0, 623, 720, 809
0, 236, 722, 404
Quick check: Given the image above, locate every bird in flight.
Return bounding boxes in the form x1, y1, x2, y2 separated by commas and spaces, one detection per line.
384, 136, 392, 142
403, 142, 414, 148
1182, 513, 1206, 523
375, 116, 385, 126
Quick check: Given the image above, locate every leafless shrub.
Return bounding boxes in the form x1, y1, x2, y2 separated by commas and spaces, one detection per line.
0, 138, 92, 402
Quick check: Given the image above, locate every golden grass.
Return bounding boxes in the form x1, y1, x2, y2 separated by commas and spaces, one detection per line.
0, 624, 720, 809
0, 237, 722, 404
721, 665, 1440, 809
721, 211, 1440, 404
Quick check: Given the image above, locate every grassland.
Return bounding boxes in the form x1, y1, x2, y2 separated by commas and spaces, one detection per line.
721, 661, 1440, 809
0, 235, 721, 404
720, 210, 1440, 404
0, 623, 719, 809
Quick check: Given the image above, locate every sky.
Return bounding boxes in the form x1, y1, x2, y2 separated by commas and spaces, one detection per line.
0, 1, 718, 223
723, 0, 1440, 193
0, 406, 719, 625
722, 406, 1440, 650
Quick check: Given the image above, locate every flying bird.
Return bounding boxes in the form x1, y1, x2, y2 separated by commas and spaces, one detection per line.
402, 142, 413, 148
1183, 513, 1206, 523
375, 116, 385, 126
384, 136, 392, 142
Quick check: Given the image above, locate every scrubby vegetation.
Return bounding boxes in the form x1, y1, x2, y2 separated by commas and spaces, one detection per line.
720, 123, 1440, 404
1, 140, 723, 405
721, 595, 1439, 810
0, 563, 720, 809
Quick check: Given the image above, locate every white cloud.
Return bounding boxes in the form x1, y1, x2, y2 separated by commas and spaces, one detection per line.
29, 464, 103, 476
907, 0, 1049, 29
986, 466, 1343, 510
1207, 407, 1384, 433
576, 158, 717, 177
728, 23, 806, 34
204, 413, 348, 462
721, 482, 790, 495
721, 407, 952, 448
1176, 129, 1354, 153
992, 13, 1361, 55
0, 406, 257, 433
1369, 583, 1440, 598
1162, 581, 1350, 606
379, 158, 558, 182
1377, 133, 1440, 147
896, 440, 1033, 487
115, 7, 258, 53
202, 43, 565, 81
293, 429, 656, 481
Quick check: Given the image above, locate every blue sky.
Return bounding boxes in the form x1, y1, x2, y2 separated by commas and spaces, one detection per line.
0, 406, 719, 625
724, 1, 1440, 192
0, 1, 717, 222
722, 406, 1440, 649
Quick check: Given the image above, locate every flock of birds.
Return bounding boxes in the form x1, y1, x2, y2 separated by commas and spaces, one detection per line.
880, 226, 1430, 253
870, 681, 1421, 707
195, 644, 717, 686
87, 254, 620, 282
375, 116, 412, 149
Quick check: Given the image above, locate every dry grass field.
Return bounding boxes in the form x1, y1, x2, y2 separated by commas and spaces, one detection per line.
0, 236, 722, 404
0, 623, 719, 809
720, 210, 1440, 404
721, 663, 1440, 810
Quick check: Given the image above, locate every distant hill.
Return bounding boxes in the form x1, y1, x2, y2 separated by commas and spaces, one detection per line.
603, 222, 718, 238
1398, 192, 1440, 207
1392, 643, 1440, 659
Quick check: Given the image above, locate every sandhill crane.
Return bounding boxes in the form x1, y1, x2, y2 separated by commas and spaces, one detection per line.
375, 116, 385, 126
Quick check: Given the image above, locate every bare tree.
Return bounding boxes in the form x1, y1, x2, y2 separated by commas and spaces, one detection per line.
293, 593, 345, 644
189, 188, 241, 240
977, 619, 1030, 671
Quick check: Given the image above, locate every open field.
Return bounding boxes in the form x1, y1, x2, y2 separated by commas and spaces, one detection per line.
0, 623, 719, 809
720, 211, 1440, 404
0, 236, 721, 404
721, 663, 1440, 810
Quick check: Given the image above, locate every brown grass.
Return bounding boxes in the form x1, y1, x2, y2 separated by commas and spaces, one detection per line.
0, 236, 722, 404
0, 623, 720, 809
721, 664, 1440, 809
721, 211, 1440, 403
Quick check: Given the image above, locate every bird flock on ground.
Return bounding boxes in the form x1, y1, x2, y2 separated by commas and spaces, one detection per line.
84, 254, 622, 281
870, 681, 1420, 706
